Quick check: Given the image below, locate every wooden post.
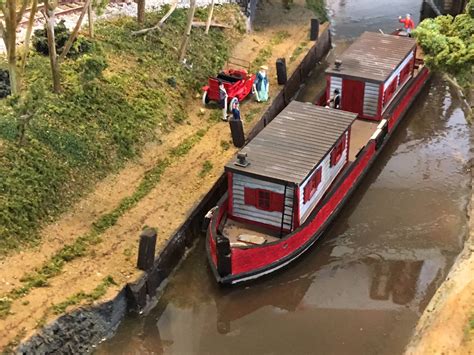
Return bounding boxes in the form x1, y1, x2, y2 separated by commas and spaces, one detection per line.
87, 1, 94, 38
178, 0, 196, 62
137, 228, 157, 271
137, 0, 145, 24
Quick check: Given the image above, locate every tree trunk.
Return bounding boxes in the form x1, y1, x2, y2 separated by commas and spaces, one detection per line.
137, 0, 145, 24
87, 1, 94, 38
6, 0, 18, 94
21, 0, 39, 71
178, 0, 196, 62
59, 0, 91, 62
45, 10, 61, 93
205, 0, 215, 34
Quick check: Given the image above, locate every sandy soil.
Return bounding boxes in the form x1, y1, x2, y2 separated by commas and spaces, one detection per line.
405, 162, 474, 354
0, 0, 320, 348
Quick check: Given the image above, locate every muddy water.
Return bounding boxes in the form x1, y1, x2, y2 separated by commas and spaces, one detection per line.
97, 1, 470, 354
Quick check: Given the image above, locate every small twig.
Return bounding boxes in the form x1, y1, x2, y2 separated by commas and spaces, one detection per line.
132, 0, 177, 36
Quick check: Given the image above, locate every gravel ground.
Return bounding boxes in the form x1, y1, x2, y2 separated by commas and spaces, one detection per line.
0, 0, 235, 54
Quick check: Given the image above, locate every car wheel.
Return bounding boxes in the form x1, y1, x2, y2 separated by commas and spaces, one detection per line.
202, 91, 210, 106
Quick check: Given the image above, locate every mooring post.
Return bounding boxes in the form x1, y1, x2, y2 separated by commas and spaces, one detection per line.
229, 118, 245, 148
276, 58, 287, 85
137, 228, 157, 271
310, 18, 319, 41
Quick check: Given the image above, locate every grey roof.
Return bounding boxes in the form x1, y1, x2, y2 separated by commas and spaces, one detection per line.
326, 32, 416, 83
226, 101, 357, 184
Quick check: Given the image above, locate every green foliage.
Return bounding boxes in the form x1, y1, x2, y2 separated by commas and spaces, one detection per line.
220, 139, 230, 150
0, 297, 12, 319
78, 54, 108, 82
199, 160, 213, 177
270, 31, 291, 45
290, 41, 308, 62
305, 0, 328, 23
0, 69, 10, 98
51, 276, 116, 314
32, 20, 93, 58
0, 6, 237, 256
413, 2, 474, 88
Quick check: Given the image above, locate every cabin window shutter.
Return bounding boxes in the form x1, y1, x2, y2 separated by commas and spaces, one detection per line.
330, 135, 346, 167
244, 187, 257, 207
303, 167, 322, 204
270, 192, 284, 212
257, 189, 271, 210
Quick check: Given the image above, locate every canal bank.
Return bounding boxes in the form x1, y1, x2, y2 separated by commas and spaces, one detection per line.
405, 134, 474, 354
14, 11, 332, 354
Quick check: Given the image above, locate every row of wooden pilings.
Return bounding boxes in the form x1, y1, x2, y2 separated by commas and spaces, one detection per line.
126, 24, 332, 312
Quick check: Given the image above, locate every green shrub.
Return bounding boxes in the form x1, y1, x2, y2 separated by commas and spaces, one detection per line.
0, 69, 10, 98
32, 20, 93, 58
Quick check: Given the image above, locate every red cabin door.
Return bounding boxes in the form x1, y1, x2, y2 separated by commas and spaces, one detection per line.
342, 79, 365, 115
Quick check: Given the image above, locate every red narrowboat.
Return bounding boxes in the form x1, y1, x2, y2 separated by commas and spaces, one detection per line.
206, 32, 430, 284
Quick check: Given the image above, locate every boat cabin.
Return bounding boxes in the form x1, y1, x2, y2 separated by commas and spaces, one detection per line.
225, 101, 358, 238
325, 32, 417, 120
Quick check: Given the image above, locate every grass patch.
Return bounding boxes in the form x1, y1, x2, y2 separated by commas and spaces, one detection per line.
0, 297, 12, 319
170, 129, 207, 157
305, 0, 329, 22
245, 107, 261, 123
51, 276, 116, 315
2, 328, 26, 354
0, 4, 241, 256
220, 140, 231, 151
290, 42, 308, 62
198, 160, 213, 178
270, 30, 291, 45
252, 46, 273, 72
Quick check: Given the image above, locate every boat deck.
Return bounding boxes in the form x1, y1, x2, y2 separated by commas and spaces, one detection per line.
223, 219, 281, 248
349, 119, 379, 161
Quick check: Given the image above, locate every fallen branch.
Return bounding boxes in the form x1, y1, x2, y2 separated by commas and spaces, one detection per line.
132, 0, 178, 36
192, 21, 231, 29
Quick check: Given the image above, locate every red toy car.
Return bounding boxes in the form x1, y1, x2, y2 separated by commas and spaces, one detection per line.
202, 58, 256, 111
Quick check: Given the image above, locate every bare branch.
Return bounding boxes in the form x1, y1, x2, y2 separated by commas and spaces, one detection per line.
58, 0, 91, 62
132, 0, 177, 36
20, 0, 38, 71
16, 0, 29, 26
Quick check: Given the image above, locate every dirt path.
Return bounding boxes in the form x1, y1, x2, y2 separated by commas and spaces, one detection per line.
0, 0, 320, 348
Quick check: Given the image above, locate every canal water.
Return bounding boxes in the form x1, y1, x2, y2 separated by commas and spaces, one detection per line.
97, 1, 471, 354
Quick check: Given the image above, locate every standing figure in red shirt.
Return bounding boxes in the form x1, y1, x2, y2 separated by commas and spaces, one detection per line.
398, 14, 415, 36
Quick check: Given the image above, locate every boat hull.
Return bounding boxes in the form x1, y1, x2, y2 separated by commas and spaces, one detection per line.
207, 67, 431, 285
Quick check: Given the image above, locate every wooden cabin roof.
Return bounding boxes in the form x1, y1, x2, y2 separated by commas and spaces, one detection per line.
226, 101, 357, 185
325, 32, 416, 83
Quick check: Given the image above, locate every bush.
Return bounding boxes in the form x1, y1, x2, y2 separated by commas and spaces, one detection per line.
0, 69, 11, 98
32, 20, 93, 58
